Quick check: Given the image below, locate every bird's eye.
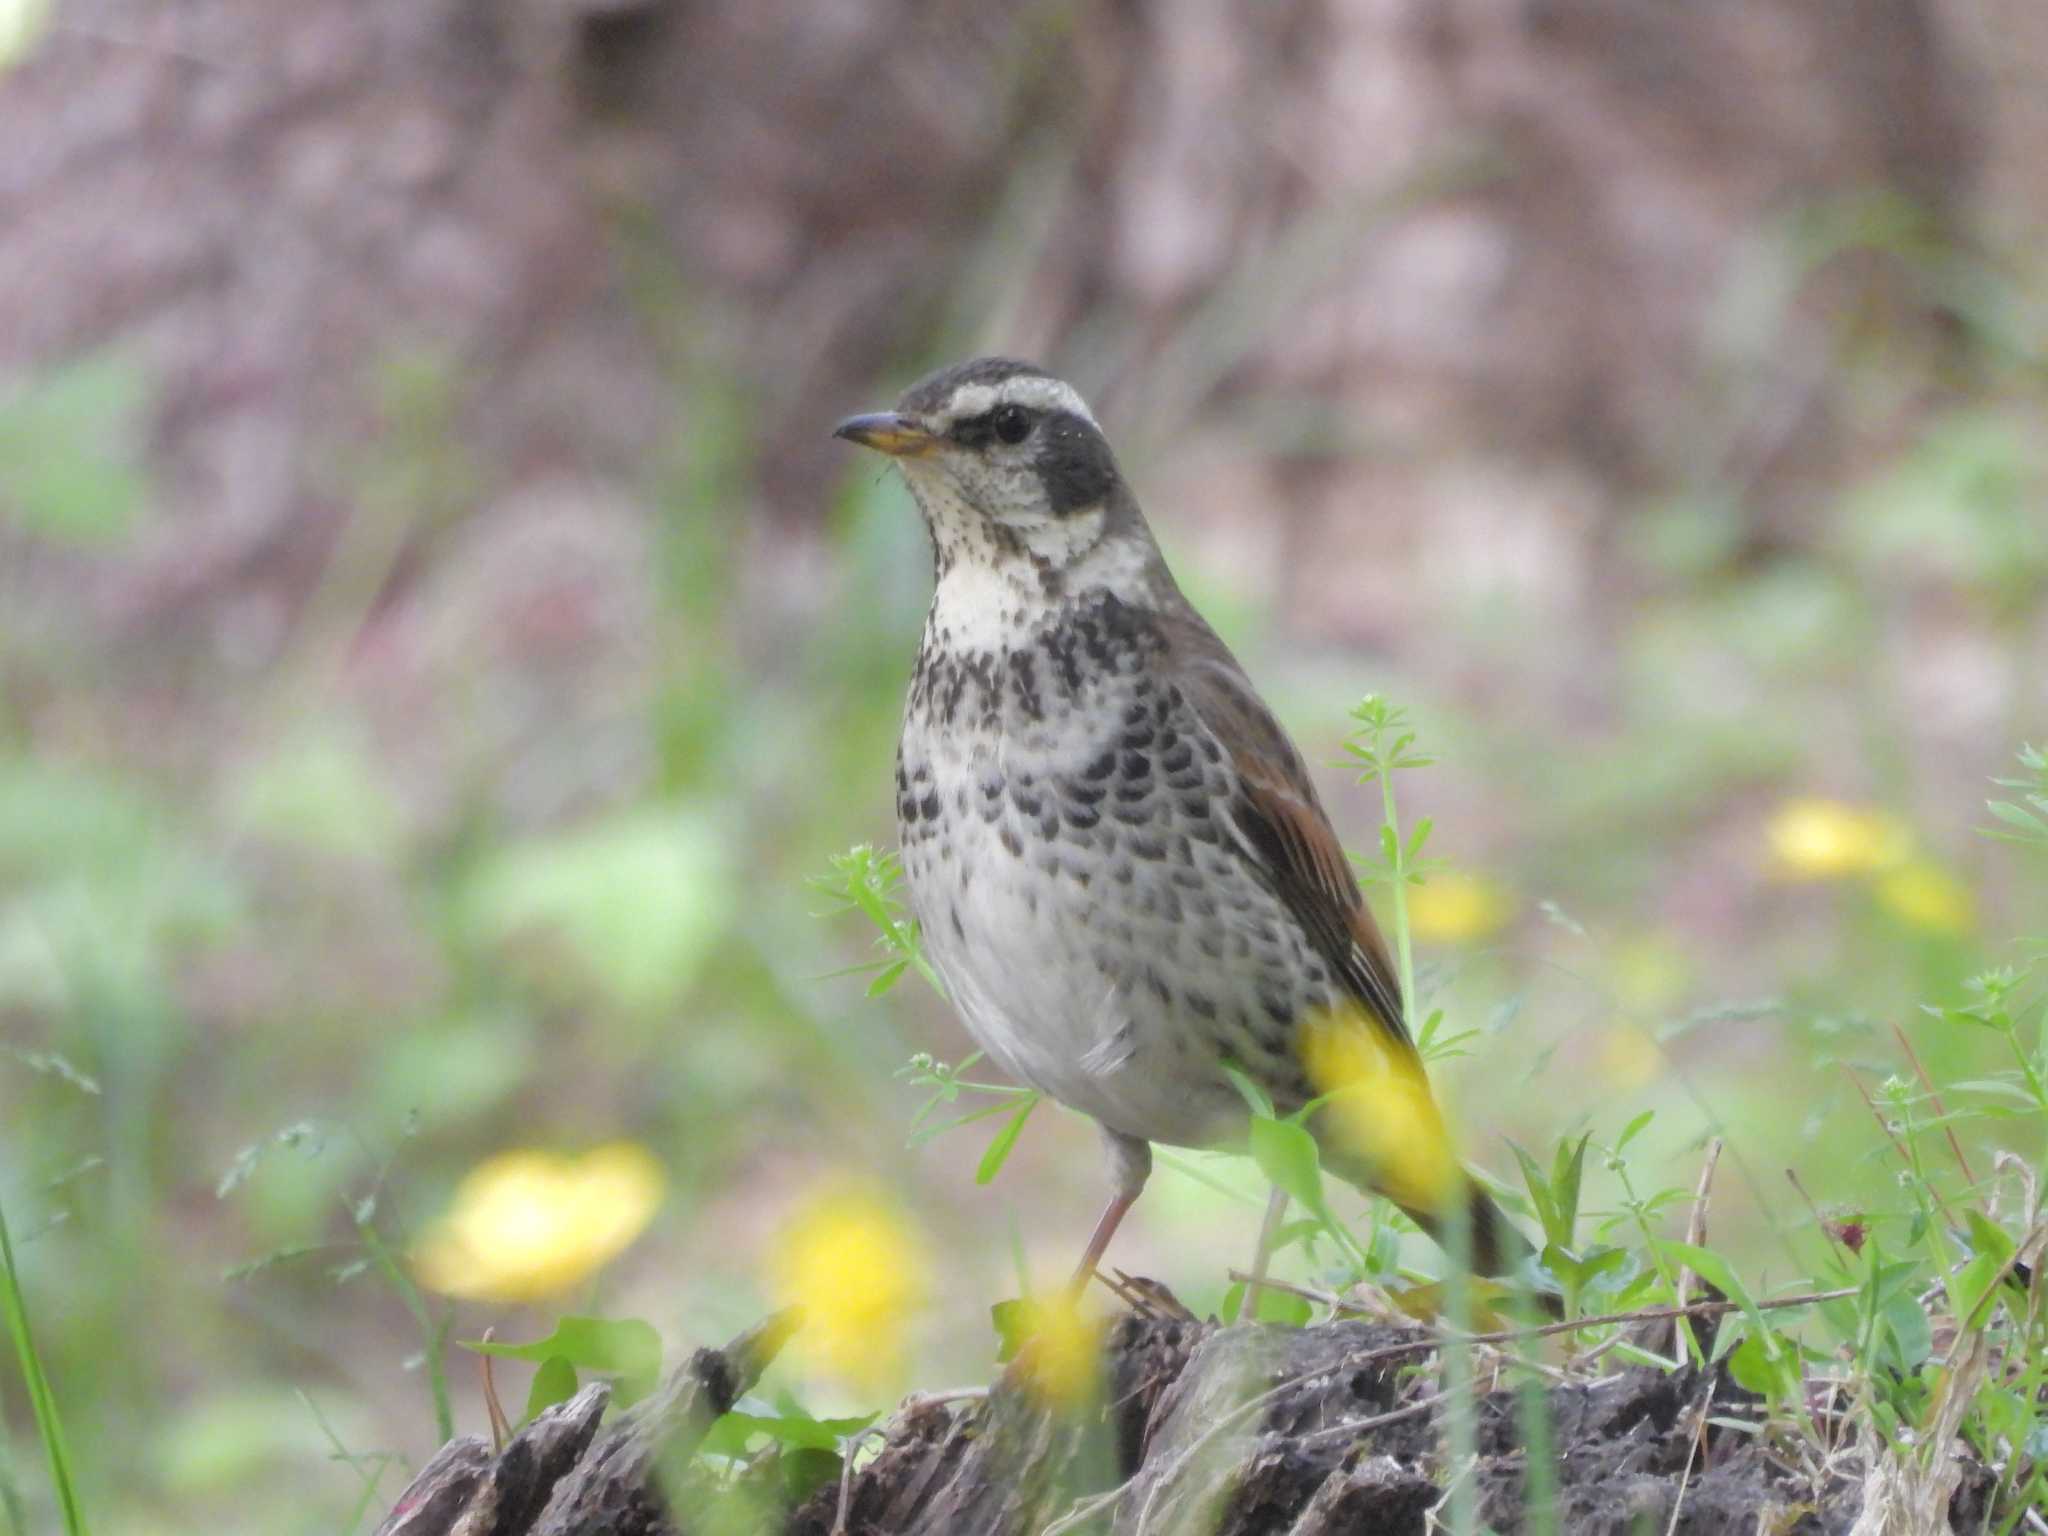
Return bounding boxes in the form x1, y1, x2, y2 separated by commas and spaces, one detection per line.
992, 404, 1032, 444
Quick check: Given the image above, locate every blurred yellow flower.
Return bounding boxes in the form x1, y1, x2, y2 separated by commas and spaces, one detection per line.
1299, 1013, 1460, 1216
1608, 933, 1690, 1016
770, 1183, 929, 1390
414, 1143, 665, 1304
1594, 1024, 1662, 1092
1766, 798, 1911, 880
1007, 1294, 1104, 1408
1405, 871, 1514, 944
1874, 860, 1974, 937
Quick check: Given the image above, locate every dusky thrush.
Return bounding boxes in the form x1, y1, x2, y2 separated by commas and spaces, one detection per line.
836, 356, 1530, 1292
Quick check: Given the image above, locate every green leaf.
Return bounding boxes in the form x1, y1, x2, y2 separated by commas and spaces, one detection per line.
1877, 1291, 1933, 1372
1218, 1281, 1313, 1326
906, 1097, 1033, 1150
1727, 1329, 1801, 1404
1219, 1281, 1245, 1324
701, 1408, 877, 1456
1983, 799, 2048, 836
1547, 1133, 1590, 1247
991, 1298, 1032, 1363
1252, 1287, 1312, 1325
1248, 1116, 1326, 1217
1405, 817, 1434, 860
1614, 1111, 1655, 1153
1508, 1142, 1560, 1247
0, 1194, 89, 1536
779, 1446, 846, 1504
523, 1357, 579, 1423
1543, 1242, 1628, 1296
1657, 1241, 1765, 1337
466, 1317, 661, 1403
976, 1096, 1039, 1185
1952, 1211, 2017, 1325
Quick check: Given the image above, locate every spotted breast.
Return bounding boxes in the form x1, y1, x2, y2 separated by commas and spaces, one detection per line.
897, 587, 1341, 1154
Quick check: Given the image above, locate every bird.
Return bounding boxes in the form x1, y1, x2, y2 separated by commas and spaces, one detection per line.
835, 356, 1531, 1295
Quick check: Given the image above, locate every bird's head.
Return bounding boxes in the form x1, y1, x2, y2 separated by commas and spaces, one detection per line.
835, 357, 1152, 589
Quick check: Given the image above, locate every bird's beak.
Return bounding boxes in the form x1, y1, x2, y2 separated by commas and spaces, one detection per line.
832, 411, 939, 458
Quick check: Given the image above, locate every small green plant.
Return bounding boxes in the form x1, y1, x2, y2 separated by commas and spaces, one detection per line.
219, 1122, 456, 1443
809, 844, 941, 999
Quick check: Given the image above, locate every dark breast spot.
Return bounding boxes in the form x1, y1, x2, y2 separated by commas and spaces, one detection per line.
1009, 652, 1042, 720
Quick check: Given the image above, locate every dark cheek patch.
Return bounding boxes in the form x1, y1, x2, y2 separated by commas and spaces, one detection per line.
1037, 412, 1117, 516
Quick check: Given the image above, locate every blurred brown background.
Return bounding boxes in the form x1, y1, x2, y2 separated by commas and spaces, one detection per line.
2, 1, 2045, 1528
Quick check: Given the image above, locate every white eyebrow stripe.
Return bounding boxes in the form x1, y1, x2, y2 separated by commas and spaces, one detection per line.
997, 376, 1097, 424
942, 383, 998, 423
933, 375, 1098, 429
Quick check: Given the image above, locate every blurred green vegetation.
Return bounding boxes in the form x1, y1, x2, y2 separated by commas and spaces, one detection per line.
2, 162, 2048, 1536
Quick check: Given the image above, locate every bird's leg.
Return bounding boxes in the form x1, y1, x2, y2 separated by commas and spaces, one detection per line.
1066, 1129, 1151, 1299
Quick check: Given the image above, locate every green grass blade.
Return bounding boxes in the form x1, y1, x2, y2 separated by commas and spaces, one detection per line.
0, 1194, 89, 1536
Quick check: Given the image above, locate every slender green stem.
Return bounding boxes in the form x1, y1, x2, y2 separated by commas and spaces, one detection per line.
354, 1210, 455, 1443
1376, 768, 1419, 1030
1609, 1158, 1702, 1367
0, 1195, 88, 1536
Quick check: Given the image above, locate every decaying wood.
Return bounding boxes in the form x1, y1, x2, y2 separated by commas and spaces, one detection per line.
374, 1311, 800, 1536
377, 1307, 1996, 1536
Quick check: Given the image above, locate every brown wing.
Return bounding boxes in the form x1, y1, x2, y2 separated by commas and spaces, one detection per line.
1163, 613, 1414, 1054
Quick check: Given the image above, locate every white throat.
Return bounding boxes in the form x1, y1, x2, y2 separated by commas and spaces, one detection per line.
924, 507, 1160, 656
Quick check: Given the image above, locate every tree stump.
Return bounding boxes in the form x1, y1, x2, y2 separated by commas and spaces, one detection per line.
376, 1309, 1995, 1536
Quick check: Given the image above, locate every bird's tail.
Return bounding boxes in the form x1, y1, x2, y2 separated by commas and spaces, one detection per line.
1315, 1136, 1534, 1279
1410, 1179, 1534, 1280
1294, 1014, 1545, 1290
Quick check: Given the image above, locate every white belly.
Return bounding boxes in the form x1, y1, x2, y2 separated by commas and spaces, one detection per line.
898, 717, 1273, 1151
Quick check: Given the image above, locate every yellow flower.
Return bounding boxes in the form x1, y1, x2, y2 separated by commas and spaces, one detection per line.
769, 1183, 929, 1390
1298, 1013, 1461, 1216
1608, 933, 1690, 1016
1006, 1294, 1105, 1408
1874, 860, 1974, 937
1766, 798, 1911, 880
1405, 872, 1514, 945
413, 1143, 665, 1304
1594, 1024, 1662, 1092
